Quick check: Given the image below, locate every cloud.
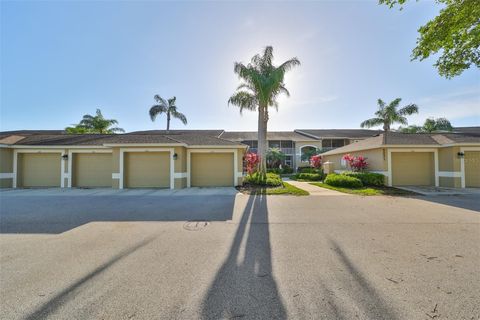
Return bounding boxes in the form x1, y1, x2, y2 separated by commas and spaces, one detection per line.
409, 86, 480, 125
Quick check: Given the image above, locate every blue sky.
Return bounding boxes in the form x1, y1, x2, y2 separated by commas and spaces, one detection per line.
1, 1, 479, 132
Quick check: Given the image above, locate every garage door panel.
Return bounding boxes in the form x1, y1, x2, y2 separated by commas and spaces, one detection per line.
465, 151, 480, 188
392, 152, 434, 186
191, 153, 234, 187
73, 153, 112, 187
20, 153, 61, 187
125, 152, 170, 188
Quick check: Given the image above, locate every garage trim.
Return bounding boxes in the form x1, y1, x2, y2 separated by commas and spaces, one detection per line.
187, 149, 238, 188
67, 149, 113, 188
387, 148, 439, 187
119, 148, 174, 189
13, 149, 65, 188
460, 146, 480, 188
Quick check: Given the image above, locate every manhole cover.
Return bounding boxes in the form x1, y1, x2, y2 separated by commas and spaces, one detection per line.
183, 221, 209, 231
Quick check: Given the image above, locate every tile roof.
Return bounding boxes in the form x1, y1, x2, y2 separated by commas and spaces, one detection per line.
127, 130, 225, 137
219, 131, 318, 142
295, 129, 382, 139
321, 132, 480, 156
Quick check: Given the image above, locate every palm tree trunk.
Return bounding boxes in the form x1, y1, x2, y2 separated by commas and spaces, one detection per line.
257, 103, 268, 175
167, 112, 171, 132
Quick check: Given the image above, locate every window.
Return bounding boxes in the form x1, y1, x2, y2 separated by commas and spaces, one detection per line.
322, 139, 347, 149
284, 155, 293, 167
268, 140, 281, 148
280, 140, 293, 148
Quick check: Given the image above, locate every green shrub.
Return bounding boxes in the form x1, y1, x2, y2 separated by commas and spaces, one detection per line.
282, 166, 294, 174
324, 174, 363, 188
267, 168, 282, 174
292, 173, 324, 181
342, 172, 384, 186
244, 172, 283, 187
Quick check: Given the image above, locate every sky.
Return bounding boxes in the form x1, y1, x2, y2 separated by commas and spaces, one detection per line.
1, 0, 479, 132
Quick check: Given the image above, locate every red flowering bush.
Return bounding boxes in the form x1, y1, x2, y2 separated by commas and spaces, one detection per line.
342, 154, 368, 172
244, 152, 260, 175
310, 154, 322, 169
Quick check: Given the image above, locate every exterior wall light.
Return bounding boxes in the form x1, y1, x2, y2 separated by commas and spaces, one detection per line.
173, 153, 178, 160
62, 154, 68, 160
457, 152, 465, 158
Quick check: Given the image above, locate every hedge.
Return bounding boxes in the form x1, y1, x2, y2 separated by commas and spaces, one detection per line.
324, 174, 363, 188
244, 172, 283, 187
292, 173, 324, 181
342, 172, 385, 186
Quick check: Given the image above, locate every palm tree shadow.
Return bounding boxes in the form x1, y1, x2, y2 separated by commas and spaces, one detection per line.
201, 194, 286, 319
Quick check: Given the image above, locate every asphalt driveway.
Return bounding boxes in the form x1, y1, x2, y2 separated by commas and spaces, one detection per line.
0, 188, 479, 319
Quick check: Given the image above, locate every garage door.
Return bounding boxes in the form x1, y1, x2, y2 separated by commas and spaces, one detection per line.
18, 153, 61, 187
391, 152, 434, 186
124, 152, 170, 188
73, 153, 112, 187
465, 151, 480, 187
191, 153, 234, 187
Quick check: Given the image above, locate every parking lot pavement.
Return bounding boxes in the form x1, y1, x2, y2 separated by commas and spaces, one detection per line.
0, 190, 479, 319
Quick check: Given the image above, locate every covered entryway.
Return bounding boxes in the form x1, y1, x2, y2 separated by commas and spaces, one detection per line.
464, 151, 480, 187
17, 153, 61, 187
124, 152, 170, 188
72, 153, 112, 188
391, 152, 435, 186
190, 153, 234, 187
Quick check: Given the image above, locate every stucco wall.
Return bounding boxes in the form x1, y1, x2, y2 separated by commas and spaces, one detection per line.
439, 177, 462, 188
438, 146, 461, 172
322, 148, 386, 172
0, 148, 13, 188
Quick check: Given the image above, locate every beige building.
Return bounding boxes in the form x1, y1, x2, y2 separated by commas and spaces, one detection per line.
321, 131, 480, 188
0, 130, 247, 189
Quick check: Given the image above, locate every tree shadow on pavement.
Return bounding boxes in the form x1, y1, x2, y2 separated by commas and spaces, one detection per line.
23, 236, 156, 320
201, 194, 286, 319
328, 239, 399, 320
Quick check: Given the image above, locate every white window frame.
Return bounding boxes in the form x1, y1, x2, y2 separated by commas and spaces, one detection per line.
187, 149, 238, 187
67, 149, 113, 188
387, 148, 439, 187
13, 149, 65, 188
460, 147, 480, 188
119, 148, 175, 189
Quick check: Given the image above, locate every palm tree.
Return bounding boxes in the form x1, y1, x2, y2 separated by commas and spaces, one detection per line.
149, 95, 187, 131
400, 117, 453, 133
66, 109, 124, 134
228, 46, 300, 174
360, 98, 419, 131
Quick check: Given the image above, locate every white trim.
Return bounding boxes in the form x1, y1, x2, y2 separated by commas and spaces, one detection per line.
0, 173, 14, 179
438, 171, 462, 178
119, 148, 175, 189
460, 147, 480, 188
13, 149, 65, 188
67, 149, 113, 188
387, 148, 439, 187
174, 172, 187, 179
187, 148, 238, 187
112, 173, 120, 179
103, 143, 185, 147
187, 145, 247, 149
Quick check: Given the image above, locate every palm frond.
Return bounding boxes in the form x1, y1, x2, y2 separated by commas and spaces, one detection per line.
149, 105, 168, 121
171, 110, 187, 125
228, 91, 257, 114
154, 95, 168, 106
360, 118, 384, 128
398, 103, 419, 116
278, 57, 301, 73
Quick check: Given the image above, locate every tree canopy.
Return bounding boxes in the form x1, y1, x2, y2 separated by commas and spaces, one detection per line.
399, 117, 453, 133
66, 109, 124, 134
149, 95, 187, 131
380, 0, 480, 78
360, 98, 419, 131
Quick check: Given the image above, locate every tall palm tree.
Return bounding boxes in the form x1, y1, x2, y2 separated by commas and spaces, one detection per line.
149, 95, 187, 131
360, 98, 419, 131
228, 46, 300, 174
66, 109, 124, 134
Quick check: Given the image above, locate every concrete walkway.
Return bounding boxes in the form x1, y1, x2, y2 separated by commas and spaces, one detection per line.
285, 179, 348, 196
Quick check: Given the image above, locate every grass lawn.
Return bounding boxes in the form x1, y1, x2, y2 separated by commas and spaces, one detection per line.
237, 182, 309, 196
310, 182, 416, 196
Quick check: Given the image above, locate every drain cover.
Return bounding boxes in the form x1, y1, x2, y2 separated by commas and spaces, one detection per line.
183, 221, 209, 231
